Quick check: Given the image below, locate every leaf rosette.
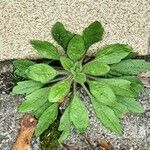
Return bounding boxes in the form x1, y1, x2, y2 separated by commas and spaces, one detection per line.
13, 21, 149, 142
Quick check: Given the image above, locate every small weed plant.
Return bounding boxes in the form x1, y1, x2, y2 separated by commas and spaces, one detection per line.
13, 21, 150, 142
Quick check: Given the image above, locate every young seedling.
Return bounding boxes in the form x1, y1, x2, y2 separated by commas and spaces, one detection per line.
13, 21, 150, 143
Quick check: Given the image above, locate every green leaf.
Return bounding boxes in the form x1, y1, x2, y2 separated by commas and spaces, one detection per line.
34, 101, 52, 119
35, 103, 58, 136
88, 81, 117, 106
48, 79, 72, 102
30, 40, 60, 60
58, 106, 71, 143
82, 21, 104, 49
83, 60, 110, 76
112, 102, 129, 118
13, 59, 35, 78
111, 59, 150, 75
96, 44, 132, 64
121, 76, 144, 94
60, 56, 74, 71
101, 78, 136, 98
74, 72, 86, 84
70, 94, 89, 133
92, 98, 122, 134
118, 97, 144, 113
52, 22, 74, 50
58, 130, 70, 143
26, 64, 57, 83
67, 35, 85, 61
12, 80, 43, 94
19, 88, 49, 112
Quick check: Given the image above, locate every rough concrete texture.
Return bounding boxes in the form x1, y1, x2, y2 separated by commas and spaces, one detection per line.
0, 61, 150, 150
0, 0, 150, 61
0, 61, 39, 150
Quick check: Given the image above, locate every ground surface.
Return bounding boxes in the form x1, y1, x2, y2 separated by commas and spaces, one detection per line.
0, 61, 150, 150
0, 0, 150, 61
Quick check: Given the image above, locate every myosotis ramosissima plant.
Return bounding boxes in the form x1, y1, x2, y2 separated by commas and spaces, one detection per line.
13, 21, 150, 142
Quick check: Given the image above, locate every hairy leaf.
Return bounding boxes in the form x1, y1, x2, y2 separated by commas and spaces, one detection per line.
118, 97, 144, 113
19, 88, 49, 112
70, 94, 89, 133
111, 59, 150, 75
48, 79, 72, 102
67, 35, 85, 61
30, 40, 60, 60
58, 106, 71, 143
74, 72, 86, 84
52, 22, 74, 50
96, 44, 132, 64
112, 102, 128, 118
35, 103, 58, 136
121, 76, 144, 94
13, 59, 35, 78
12, 80, 43, 94
83, 60, 110, 76
26, 64, 57, 83
60, 56, 74, 71
101, 78, 136, 98
34, 101, 52, 119
89, 81, 117, 106
82, 21, 104, 49
92, 98, 122, 134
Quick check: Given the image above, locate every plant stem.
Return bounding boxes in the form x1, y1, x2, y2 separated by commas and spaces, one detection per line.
81, 84, 93, 99
83, 134, 95, 150
87, 75, 99, 80
73, 80, 76, 95
49, 76, 67, 83
57, 70, 68, 75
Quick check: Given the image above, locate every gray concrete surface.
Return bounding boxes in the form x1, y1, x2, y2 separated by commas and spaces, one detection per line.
0, 61, 39, 150
0, 0, 150, 61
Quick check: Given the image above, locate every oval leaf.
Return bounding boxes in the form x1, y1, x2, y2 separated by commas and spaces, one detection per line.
112, 102, 129, 118
12, 80, 43, 94
118, 97, 144, 113
92, 98, 122, 134
35, 103, 58, 136
70, 94, 89, 133
34, 101, 52, 119
48, 79, 72, 102
82, 21, 104, 49
60, 56, 74, 71
58, 106, 71, 143
74, 72, 86, 84
26, 64, 57, 83
30, 40, 60, 60
111, 59, 150, 75
89, 81, 117, 106
13, 59, 35, 78
52, 22, 75, 50
19, 88, 50, 112
83, 60, 110, 76
67, 35, 85, 61
101, 78, 136, 98
96, 44, 132, 64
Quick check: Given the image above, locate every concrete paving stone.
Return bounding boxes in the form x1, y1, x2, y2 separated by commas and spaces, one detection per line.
0, 0, 150, 61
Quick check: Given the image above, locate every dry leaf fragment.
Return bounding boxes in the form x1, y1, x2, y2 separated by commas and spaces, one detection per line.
62, 143, 76, 150
97, 139, 114, 150
12, 114, 37, 150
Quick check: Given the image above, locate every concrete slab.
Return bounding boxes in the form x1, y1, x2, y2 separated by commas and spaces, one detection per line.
0, 0, 150, 61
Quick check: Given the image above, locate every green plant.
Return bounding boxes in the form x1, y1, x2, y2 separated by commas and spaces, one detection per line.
13, 21, 150, 143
